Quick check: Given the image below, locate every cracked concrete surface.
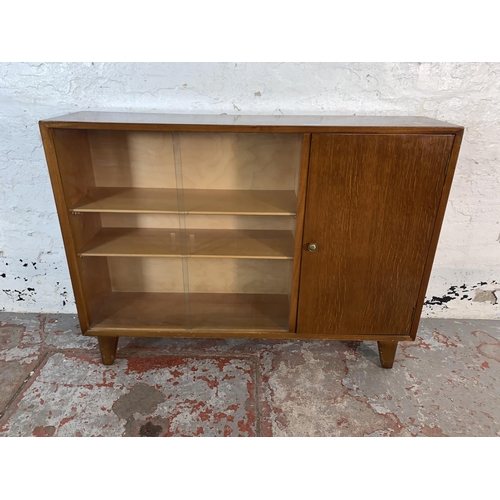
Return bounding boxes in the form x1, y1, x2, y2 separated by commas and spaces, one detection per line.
0, 313, 499, 436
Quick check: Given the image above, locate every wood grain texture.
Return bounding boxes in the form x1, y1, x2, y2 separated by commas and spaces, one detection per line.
51, 129, 96, 206
409, 129, 464, 340
40, 113, 464, 360
79, 228, 295, 259
71, 187, 297, 215
289, 134, 311, 332
297, 133, 454, 336
40, 125, 94, 332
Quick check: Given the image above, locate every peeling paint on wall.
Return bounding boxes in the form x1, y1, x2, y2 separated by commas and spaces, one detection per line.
0, 254, 74, 312
0, 62, 499, 318
473, 290, 498, 305
424, 281, 499, 307
424, 271, 499, 319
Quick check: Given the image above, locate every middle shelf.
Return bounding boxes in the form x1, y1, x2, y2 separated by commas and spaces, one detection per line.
71, 187, 298, 216
78, 228, 295, 259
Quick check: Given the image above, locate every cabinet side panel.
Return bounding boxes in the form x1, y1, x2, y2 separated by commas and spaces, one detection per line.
40, 126, 94, 330
409, 130, 463, 339
51, 129, 96, 206
297, 133, 454, 337
80, 256, 112, 325
48, 128, 112, 329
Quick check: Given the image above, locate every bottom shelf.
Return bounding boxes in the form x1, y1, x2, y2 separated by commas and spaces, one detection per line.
89, 292, 289, 333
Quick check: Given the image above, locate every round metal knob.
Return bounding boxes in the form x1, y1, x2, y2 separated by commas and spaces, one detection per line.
307, 243, 318, 252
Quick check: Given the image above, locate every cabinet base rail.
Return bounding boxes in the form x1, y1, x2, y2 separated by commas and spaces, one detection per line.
96, 335, 400, 368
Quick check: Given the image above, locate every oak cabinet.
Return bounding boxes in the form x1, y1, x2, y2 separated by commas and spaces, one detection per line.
39, 113, 463, 368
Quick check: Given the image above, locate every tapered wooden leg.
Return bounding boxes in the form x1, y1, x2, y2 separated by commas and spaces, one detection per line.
98, 336, 119, 365
377, 341, 398, 369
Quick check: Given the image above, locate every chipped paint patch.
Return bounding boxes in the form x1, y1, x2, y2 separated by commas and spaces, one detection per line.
0, 255, 75, 313
473, 290, 498, 304
112, 383, 166, 419
472, 331, 500, 362
423, 282, 493, 307
423, 273, 500, 319
259, 341, 409, 437
0, 352, 257, 437
0, 313, 42, 363
1, 312, 500, 436
342, 324, 500, 436
41, 313, 96, 350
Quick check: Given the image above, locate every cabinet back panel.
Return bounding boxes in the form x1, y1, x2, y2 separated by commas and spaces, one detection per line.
79, 256, 112, 324
178, 133, 302, 190
109, 257, 184, 292
70, 212, 103, 251
88, 131, 176, 188
52, 129, 96, 206
101, 213, 295, 231
108, 257, 291, 294
298, 133, 454, 336
188, 258, 292, 294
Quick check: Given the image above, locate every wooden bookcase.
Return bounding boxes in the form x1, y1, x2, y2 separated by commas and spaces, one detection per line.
39, 113, 463, 368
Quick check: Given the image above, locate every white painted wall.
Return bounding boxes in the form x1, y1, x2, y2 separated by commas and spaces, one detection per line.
0, 62, 498, 318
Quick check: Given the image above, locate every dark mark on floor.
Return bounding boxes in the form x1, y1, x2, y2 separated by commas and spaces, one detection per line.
139, 421, 163, 437
112, 383, 166, 420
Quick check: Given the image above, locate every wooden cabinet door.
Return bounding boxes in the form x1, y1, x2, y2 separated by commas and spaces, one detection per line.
297, 133, 454, 337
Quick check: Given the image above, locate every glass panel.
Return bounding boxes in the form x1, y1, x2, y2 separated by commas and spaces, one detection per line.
172, 132, 191, 329
70, 129, 303, 334
67, 129, 185, 332
175, 131, 302, 332
187, 257, 292, 331
81, 256, 186, 332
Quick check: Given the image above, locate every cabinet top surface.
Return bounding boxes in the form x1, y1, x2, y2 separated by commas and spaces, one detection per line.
40, 111, 462, 132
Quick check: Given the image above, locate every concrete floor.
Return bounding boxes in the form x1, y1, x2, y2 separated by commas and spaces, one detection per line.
0, 312, 499, 436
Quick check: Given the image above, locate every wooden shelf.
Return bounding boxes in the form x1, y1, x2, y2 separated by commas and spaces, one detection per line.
90, 292, 289, 332
71, 187, 297, 215
90, 292, 186, 331
78, 228, 295, 259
